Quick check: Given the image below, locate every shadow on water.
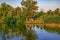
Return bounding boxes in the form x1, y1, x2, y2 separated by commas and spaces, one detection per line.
0, 24, 60, 40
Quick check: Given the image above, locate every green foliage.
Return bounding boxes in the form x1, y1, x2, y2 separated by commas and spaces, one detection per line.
5, 16, 17, 29
0, 3, 26, 30
16, 16, 26, 28
44, 15, 60, 24
16, 16, 26, 23
0, 8, 2, 18
21, 0, 38, 18
16, 24, 26, 32
33, 13, 42, 19
0, 13, 2, 18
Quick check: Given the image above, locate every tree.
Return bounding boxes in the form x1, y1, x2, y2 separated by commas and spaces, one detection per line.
47, 10, 52, 15
21, 0, 38, 18
14, 7, 21, 16
54, 8, 60, 15
1, 2, 14, 17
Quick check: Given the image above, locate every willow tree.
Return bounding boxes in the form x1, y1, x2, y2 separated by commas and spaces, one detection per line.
21, 0, 38, 18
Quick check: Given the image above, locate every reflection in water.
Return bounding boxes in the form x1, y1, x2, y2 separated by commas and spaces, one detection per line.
2, 33, 6, 40
0, 24, 60, 40
23, 29, 37, 40
39, 25, 60, 34
0, 24, 37, 40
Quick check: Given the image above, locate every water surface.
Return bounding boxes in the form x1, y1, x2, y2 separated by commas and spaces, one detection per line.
0, 26, 60, 40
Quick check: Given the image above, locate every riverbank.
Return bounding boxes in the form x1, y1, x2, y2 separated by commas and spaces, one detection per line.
24, 20, 60, 28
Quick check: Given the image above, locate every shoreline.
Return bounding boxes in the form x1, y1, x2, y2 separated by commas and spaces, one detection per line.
24, 21, 60, 28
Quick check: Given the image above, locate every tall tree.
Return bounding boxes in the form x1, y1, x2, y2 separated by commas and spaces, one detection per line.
21, 0, 38, 18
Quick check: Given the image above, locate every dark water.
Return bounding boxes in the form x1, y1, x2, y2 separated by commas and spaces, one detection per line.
0, 26, 60, 40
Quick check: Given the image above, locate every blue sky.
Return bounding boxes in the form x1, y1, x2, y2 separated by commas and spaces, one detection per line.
0, 0, 60, 11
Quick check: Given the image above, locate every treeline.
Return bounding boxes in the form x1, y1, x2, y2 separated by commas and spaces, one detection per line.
44, 8, 60, 24
34, 8, 60, 18
0, 3, 26, 31
33, 8, 60, 24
